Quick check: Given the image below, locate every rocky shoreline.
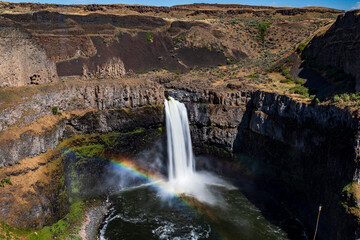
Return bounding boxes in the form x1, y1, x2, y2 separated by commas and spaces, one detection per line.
79, 200, 111, 240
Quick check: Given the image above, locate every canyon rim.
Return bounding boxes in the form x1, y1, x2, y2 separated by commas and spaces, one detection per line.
0, 1, 360, 240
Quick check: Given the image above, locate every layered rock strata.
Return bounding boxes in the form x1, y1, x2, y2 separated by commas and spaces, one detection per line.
0, 17, 58, 88
0, 105, 164, 228
0, 80, 164, 167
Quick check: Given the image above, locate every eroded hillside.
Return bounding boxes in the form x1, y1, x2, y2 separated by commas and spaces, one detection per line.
2, 3, 360, 240
0, 2, 341, 87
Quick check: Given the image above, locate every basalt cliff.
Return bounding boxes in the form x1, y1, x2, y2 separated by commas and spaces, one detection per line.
0, 2, 359, 240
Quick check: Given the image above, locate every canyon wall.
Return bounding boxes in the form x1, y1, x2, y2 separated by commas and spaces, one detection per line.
170, 88, 360, 240
0, 77, 359, 238
0, 105, 164, 228
304, 10, 360, 91
0, 17, 58, 88
0, 80, 164, 166
0, 79, 164, 228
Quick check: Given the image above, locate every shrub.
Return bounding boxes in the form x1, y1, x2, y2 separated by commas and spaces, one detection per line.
280, 79, 293, 84
289, 85, 309, 98
245, 74, 257, 79
295, 78, 304, 85
296, 40, 309, 53
342, 93, 350, 101
145, 32, 153, 42
0, 178, 12, 188
281, 68, 290, 77
333, 95, 341, 102
52, 106, 59, 115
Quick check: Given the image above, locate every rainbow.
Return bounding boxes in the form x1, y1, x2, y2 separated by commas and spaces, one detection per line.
107, 157, 193, 207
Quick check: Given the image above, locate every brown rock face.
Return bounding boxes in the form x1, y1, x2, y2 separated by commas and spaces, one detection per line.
0, 17, 58, 88
303, 10, 360, 91
0, 105, 164, 228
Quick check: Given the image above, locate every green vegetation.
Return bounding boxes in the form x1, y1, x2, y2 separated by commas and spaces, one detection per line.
52, 106, 58, 115
52, 106, 61, 116
136, 69, 151, 74
72, 144, 105, 166
0, 177, 12, 188
245, 74, 257, 79
289, 85, 310, 98
269, 64, 310, 97
332, 92, 360, 105
226, 56, 236, 65
0, 221, 32, 240
257, 22, 272, 42
145, 32, 154, 42
28, 200, 84, 240
281, 68, 291, 80
0, 200, 85, 240
341, 181, 360, 212
294, 78, 304, 85
296, 40, 310, 53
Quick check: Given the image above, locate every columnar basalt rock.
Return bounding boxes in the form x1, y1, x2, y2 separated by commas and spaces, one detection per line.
0, 106, 164, 228
0, 81, 164, 167
304, 10, 360, 91
0, 18, 58, 88
83, 57, 126, 79
0, 80, 164, 131
169, 87, 360, 240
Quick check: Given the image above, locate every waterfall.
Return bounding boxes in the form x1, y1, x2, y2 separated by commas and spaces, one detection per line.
164, 96, 234, 204
164, 96, 195, 181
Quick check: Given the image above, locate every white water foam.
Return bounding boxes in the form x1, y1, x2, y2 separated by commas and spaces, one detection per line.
164, 97, 235, 205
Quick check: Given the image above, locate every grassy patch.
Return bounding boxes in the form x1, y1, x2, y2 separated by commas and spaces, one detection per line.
332, 92, 360, 106
296, 40, 310, 53
29, 200, 84, 240
289, 85, 310, 98
245, 74, 257, 79
0, 177, 12, 188
0, 200, 85, 240
145, 32, 153, 42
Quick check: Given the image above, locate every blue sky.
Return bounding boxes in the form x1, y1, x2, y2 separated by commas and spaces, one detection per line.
5, 0, 360, 10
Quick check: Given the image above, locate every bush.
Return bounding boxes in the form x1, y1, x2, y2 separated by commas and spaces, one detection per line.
333, 95, 341, 102
0, 178, 12, 188
281, 68, 290, 77
289, 85, 309, 98
343, 93, 350, 101
295, 78, 304, 84
280, 79, 293, 84
52, 106, 62, 116
52, 106, 58, 115
332, 93, 360, 103
296, 40, 309, 53
145, 32, 153, 42
245, 74, 257, 79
